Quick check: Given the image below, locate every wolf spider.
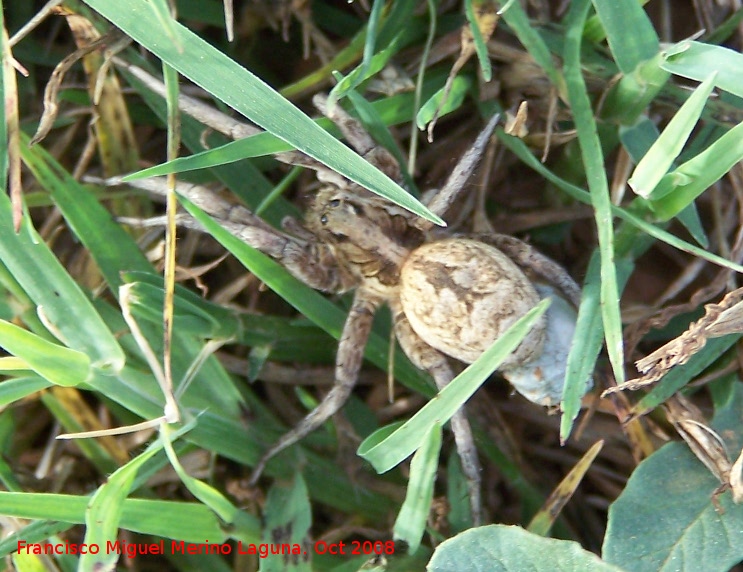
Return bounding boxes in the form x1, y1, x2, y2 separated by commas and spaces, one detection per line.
112, 88, 581, 524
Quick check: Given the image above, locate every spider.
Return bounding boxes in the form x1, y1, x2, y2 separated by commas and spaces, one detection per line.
112, 89, 582, 525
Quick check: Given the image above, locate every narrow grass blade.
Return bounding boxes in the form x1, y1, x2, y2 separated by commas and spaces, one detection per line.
561, 255, 634, 443
464, 0, 497, 82
0, 491, 231, 545
590, 0, 658, 74
358, 299, 549, 473
80, 455, 138, 572
81, 0, 442, 224
126, 131, 294, 179
393, 424, 442, 554
416, 75, 472, 130
650, 120, 743, 221
631, 335, 739, 418
661, 40, 743, 99
0, 320, 90, 387
527, 440, 604, 536
161, 424, 238, 524
497, 0, 560, 88
563, 0, 624, 386
261, 476, 312, 572
628, 73, 716, 199
328, 0, 390, 104
0, 192, 125, 371
499, 132, 743, 274
0, 376, 52, 407
19, 132, 151, 291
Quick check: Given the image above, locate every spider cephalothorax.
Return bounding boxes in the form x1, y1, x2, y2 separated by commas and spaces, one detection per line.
306, 187, 425, 290
114, 91, 583, 525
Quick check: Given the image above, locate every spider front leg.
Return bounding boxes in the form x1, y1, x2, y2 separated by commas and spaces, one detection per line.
312, 94, 402, 184
249, 287, 383, 485
390, 300, 483, 526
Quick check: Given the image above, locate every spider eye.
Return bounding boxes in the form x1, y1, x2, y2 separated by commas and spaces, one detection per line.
320, 214, 328, 225
328, 199, 341, 207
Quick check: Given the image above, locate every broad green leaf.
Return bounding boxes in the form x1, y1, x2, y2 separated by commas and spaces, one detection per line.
628, 73, 717, 199
81, 0, 442, 224
358, 299, 549, 473
428, 525, 624, 572
0, 320, 90, 387
393, 424, 441, 553
604, 442, 743, 572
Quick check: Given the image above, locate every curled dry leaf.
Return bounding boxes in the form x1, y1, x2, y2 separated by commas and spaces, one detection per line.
665, 394, 743, 506
604, 286, 743, 395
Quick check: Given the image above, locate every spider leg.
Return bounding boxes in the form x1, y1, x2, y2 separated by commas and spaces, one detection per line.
249, 287, 382, 485
390, 301, 483, 526
417, 113, 500, 232
312, 93, 402, 183
95, 175, 357, 293
479, 233, 582, 307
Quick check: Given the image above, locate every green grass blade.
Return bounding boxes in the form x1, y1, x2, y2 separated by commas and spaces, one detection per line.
661, 40, 743, 99
20, 132, 152, 290
125, 131, 294, 179
358, 299, 549, 473
464, 0, 493, 82
81, 0, 442, 225
328, 0, 389, 104
393, 423, 441, 554
261, 475, 312, 572
80, 456, 139, 572
499, 132, 743, 273
0, 194, 125, 371
563, 0, 624, 386
161, 424, 238, 524
590, 0, 658, 74
631, 335, 739, 418
498, 0, 560, 88
0, 492, 232, 544
560, 254, 634, 442
651, 120, 743, 220
0, 320, 90, 387
416, 75, 473, 129
0, 376, 52, 407
628, 73, 716, 199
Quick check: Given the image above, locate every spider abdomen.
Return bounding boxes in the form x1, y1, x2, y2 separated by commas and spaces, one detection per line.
399, 238, 546, 368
